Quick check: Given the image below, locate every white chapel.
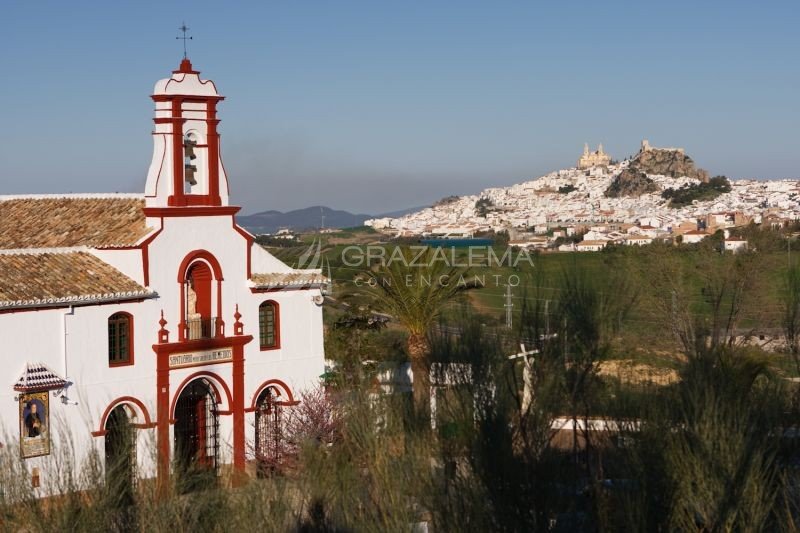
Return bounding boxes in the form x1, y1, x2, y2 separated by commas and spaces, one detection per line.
0, 57, 327, 491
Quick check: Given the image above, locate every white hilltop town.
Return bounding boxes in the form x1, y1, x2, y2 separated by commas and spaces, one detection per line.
365, 140, 800, 252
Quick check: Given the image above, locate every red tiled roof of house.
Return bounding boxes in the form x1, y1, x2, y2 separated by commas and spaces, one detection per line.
0, 251, 153, 309
0, 196, 151, 249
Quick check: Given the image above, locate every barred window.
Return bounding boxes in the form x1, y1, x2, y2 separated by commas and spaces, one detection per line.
259, 301, 279, 350
108, 313, 133, 365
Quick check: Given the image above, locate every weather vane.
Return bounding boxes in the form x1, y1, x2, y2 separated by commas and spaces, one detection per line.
176, 23, 192, 59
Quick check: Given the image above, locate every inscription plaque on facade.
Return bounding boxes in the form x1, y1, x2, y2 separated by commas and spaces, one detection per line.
169, 348, 233, 368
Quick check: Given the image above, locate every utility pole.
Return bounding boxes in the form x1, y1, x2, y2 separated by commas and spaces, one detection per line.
544, 299, 550, 337
504, 284, 513, 329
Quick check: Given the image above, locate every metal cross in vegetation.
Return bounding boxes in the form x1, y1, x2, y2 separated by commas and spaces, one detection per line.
176, 23, 192, 59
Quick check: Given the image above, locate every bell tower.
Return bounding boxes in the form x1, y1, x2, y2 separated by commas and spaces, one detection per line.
144, 58, 230, 208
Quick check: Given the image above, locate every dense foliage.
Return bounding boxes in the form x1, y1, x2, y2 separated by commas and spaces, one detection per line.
662, 175, 732, 207
433, 195, 460, 207
6, 242, 800, 531
475, 197, 494, 217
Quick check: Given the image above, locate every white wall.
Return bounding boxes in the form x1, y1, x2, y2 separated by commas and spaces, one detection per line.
0, 213, 325, 493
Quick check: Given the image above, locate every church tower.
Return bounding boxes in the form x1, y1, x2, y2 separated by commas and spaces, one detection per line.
144, 58, 230, 208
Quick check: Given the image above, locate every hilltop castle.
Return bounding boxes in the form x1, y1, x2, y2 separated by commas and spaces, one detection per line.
577, 143, 611, 169
640, 139, 684, 154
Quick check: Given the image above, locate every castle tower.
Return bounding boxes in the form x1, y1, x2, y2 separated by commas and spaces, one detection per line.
144, 58, 230, 208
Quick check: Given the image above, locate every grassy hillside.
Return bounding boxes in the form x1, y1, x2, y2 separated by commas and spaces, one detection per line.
265, 232, 797, 375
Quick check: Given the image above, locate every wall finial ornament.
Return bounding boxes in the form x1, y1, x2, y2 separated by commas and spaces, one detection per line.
234, 304, 244, 336
158, 310, 170, 344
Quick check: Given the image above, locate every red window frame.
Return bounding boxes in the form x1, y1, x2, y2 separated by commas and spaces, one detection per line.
259, 301, 280, 351
108, 312, 135, 367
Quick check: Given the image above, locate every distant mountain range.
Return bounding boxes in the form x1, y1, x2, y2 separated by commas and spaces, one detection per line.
238, 205, 423, 234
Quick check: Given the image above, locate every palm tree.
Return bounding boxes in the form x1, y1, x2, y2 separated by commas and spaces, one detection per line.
363, 247, 468, 419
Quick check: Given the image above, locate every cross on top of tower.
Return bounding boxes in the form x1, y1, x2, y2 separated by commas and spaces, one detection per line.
176, 22, 192, 59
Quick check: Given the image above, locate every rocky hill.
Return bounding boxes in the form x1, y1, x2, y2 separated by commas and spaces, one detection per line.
364, 140, 800, 236
604, 143, 709, 198
605, 168, 659, 198
634, 147, 709, 183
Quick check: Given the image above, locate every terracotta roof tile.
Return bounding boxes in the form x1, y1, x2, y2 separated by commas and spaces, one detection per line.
14, 363, 68, 392
0, 196, 151, 249
251, 271, 327, 289
0, 251, 153, 309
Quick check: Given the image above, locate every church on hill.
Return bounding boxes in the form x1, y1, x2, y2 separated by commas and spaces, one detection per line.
0, 57, 327, 492
577, 143, 612, 170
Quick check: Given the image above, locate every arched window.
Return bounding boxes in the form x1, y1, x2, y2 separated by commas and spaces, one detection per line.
259, 301, 280, 350
185, 261, 213, 340
108, 313, 133, 366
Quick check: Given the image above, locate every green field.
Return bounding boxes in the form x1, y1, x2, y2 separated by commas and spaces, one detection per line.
264, 230, 798, 375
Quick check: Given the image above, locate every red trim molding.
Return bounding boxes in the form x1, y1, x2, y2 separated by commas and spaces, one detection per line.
180, 248, 224, 283
152, 333, 252, 485
177, 250, 225, 341
143, 206, 240, 218
232, 222, 254, 279
139, 224, 164, 287
91, 396, 156, 437
169, 97, 184, 207
246, 379, 298, 412
152, 95, 224, 103
169, 370, 234, 422
151, 334, 251, 355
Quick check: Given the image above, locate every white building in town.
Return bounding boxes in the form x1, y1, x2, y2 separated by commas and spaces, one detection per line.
0, 58, 326, 493
724, 238, 749, 253
576, 240, 608, 252
681, 230, 710, 244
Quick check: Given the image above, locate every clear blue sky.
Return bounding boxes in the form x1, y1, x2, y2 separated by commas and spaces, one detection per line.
1, 1, 798, 215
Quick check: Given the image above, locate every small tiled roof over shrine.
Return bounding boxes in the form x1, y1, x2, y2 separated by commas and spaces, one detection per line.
0, 195, 152, 249
250, 271, 328, 290
0, 251, 153, 309
14, 363, 68, 392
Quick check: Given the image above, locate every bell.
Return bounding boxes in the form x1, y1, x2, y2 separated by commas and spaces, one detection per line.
185, 164, 197, 185
184, 139, 197, 160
